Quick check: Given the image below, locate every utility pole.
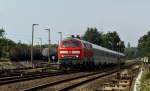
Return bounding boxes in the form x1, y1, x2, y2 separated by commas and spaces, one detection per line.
31, 24, 39, 67
45, 28, 51, 63
38, 37, 42, 52
58, 32, 62, 44
117, 41, 122, 91
58, 32, 62, 65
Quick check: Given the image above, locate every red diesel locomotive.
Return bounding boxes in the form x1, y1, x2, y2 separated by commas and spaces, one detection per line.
58, 38, 124, 68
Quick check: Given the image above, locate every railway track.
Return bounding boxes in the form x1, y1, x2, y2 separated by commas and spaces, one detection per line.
22, 69, 117, 91
0, 70, 73, 85
22, 62, 139, 91
0, 61, 139, 91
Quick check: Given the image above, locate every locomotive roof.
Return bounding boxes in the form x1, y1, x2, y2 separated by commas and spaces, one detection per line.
64, 38, 124, 56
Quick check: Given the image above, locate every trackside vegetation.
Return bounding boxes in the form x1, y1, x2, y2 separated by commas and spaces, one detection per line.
138, 31, 150, 59
140, 71, 150, 91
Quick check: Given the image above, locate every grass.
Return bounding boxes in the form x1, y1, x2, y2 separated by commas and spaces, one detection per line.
0, 60, 16, 70
140, 71, 150, 91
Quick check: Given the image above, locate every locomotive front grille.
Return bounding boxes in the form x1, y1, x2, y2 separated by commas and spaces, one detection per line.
60, 50, 80, 54
61, 54, 80, 59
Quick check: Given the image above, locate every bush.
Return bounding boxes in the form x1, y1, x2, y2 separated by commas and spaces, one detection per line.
140, 71, 150, 91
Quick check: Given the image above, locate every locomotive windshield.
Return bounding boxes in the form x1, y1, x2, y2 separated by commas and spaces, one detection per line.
62, 41, 70, 47
71, 41, 80, 47
62, 40, 80, 47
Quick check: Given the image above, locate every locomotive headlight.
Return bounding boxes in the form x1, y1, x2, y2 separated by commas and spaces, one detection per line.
60, 51, 68, 54
72, 51, 80, 54
76, 55, 79, 58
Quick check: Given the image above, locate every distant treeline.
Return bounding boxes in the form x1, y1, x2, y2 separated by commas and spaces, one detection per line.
124, 31, 150, 59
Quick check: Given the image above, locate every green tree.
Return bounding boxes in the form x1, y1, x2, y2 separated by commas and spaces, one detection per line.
124, 47, 140, 59
0, 28, 5, 58
138, 31, 150, 58
82, 27, 103, 45
0, 28, 16, 59
0, 28, 5, 38
127, 42, 131, 48
101, 31, 125, 52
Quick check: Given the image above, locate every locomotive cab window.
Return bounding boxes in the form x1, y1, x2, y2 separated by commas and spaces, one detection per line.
71, 41, 80, 47
62, 41, 70, 47
62, 40, 80, 47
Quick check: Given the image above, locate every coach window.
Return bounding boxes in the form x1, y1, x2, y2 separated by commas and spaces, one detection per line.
110, 54, 112, 57
104, 51, 107, 56
107, 52, 109, 56
84, 43, 87, 48
88, 44, 90, 49
87, 44, 91, 49
112, 54, 115, 57
86, 44, 89, 49
101, 51, 104, 56
107, 53, 110, 57
89, 44, 92, 49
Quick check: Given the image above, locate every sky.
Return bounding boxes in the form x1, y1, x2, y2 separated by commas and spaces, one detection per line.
0, 0, 150, 47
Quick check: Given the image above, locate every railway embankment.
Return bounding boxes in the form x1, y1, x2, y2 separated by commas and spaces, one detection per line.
140, 71, 150, 91
74, 63, 140, 91
0, 60, 15, 70
133, 63, 150, 91
139, 64, 150, 91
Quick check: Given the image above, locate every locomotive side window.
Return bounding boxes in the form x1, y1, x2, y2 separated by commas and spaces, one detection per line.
89, 44, 92, 49
84, 43, 87, 48
83, 43, 92, 49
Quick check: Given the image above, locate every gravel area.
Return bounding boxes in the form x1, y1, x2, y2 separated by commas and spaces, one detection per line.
41, 72, 108, 91
70, 65, 140, 91
70, 73, 116, 91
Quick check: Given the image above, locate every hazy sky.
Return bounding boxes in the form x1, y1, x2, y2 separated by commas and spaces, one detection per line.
0, 0, 150, 47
